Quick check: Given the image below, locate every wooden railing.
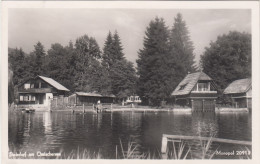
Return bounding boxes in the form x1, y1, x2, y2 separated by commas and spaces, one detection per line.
161, 134, 252, 154
18, 88, 53, 93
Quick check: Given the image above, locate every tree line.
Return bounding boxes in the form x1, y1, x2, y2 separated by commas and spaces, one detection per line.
8, 31, 137, 104
8, 13, 251, 106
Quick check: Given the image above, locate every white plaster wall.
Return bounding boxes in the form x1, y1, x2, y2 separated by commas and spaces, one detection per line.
44, 93, 53, 106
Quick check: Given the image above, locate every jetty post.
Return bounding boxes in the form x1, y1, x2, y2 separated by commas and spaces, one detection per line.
56, 98, 58, 107
83, 104, 85, 113
161, 136, 168, 159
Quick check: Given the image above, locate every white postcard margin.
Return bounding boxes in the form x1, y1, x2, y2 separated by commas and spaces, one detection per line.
1, 1, 259, 164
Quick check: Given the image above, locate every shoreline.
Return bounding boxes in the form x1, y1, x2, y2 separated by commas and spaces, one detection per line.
11, 106, 250, 114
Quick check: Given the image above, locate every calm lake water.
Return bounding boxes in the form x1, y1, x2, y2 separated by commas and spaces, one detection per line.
8, 110, 251, 159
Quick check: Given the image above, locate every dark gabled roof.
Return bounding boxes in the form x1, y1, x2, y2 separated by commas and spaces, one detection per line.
171, 72, 213, 96
18, 75, 70, 92
223, 78, 251, 94
75, 92, 116, 98
38, 76, 70, 91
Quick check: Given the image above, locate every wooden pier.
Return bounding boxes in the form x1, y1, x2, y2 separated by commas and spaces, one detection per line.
161, 134, 252, 154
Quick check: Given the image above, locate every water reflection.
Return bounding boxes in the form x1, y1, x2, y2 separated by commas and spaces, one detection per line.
43, 111, 52, 134
8, 111, 251, 158
191, 113, 219, 137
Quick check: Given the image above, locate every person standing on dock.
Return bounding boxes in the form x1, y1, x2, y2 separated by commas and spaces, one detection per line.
97, 100, 101, 113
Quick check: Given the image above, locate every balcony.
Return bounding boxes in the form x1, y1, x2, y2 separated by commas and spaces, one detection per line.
18, 88, 53, 93
191, 90, 217, 94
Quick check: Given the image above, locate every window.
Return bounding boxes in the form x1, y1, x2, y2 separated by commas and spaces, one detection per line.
20, 96, 23, 101
179, 84, 187, 90
24, 83, 30, 89
198, 82, 208, 91
30, 83, 34, 88
31, 96, 35, 101
23, 95, 29, 101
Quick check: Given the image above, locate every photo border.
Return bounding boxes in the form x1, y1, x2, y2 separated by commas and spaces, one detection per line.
1, 1, 259, 164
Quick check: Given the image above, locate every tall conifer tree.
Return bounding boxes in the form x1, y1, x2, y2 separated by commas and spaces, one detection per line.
102, 31, 114, 71
112, 31, 125, 61
136, 17, 170, 106
169, 13, 196, 88
33, 42, 46, 76
101, 31, 136, 100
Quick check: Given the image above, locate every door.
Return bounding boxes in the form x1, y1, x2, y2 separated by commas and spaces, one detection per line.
39, 94, 44, 104
192, 99, 203, 112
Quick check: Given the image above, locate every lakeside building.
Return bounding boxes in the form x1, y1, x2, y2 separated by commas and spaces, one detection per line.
68, 92, 115, 106
223, 78, 252, 109
125, 95, 142, 104
171, 71, 218, 112
17, 75, 70, 108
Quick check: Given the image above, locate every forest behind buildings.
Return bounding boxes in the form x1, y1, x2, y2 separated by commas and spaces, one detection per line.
8, 13, 251, 106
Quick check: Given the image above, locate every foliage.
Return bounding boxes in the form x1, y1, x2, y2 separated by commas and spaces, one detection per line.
200, 31, 251, 90
101, 31, 114, 70
8, 32, 137, 103
110, 59, 137, 100
169, 13, 196, 88
8, 65, 14, 104
73, 35, 102, 92
33, 42, 46, 76
137, 17, 170, 105
137, 14, 196, 106
45, 43, 76, 92
101, 31, 137, 100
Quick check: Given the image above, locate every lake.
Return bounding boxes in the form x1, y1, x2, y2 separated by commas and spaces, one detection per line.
8, 110, 251, 159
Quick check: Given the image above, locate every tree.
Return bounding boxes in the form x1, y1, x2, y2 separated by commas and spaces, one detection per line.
8, 47, 33, 104
101, 31, 137, 100
110, 59, 137, 100
112, 31, 125, 62
33, 42, 46, 76
101, 31, 114, 70
200, 31, 251, 90
136, 17, 170, 106
45, 43, 75, 91
8, 48, 27, 85
8, 65, 14, 105
169, 13, 196, 88
74, 35, 101, 92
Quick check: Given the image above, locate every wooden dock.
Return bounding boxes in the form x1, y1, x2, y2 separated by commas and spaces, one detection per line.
161, 134, 252, 154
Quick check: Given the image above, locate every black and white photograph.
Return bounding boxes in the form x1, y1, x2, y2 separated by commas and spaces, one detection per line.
1, 1, 260, 162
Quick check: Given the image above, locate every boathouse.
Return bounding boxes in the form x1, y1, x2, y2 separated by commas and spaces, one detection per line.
223, 78, 251, 109
68, 92, 115, 106
17, 75, 70, 107
171, 71, 218, 112
125, 95, 142, 104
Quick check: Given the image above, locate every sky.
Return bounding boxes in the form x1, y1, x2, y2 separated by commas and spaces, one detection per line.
8, 9, 251, 66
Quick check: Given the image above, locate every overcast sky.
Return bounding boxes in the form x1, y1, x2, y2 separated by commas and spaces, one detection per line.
9, 9, 251, 66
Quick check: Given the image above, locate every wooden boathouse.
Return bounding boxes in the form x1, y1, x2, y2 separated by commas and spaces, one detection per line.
171, 72, 218, 112
68, 92, 115, 106
223, 78, 251, 109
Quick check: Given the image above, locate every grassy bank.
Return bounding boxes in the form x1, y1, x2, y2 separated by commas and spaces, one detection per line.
9, 138, 251, 159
